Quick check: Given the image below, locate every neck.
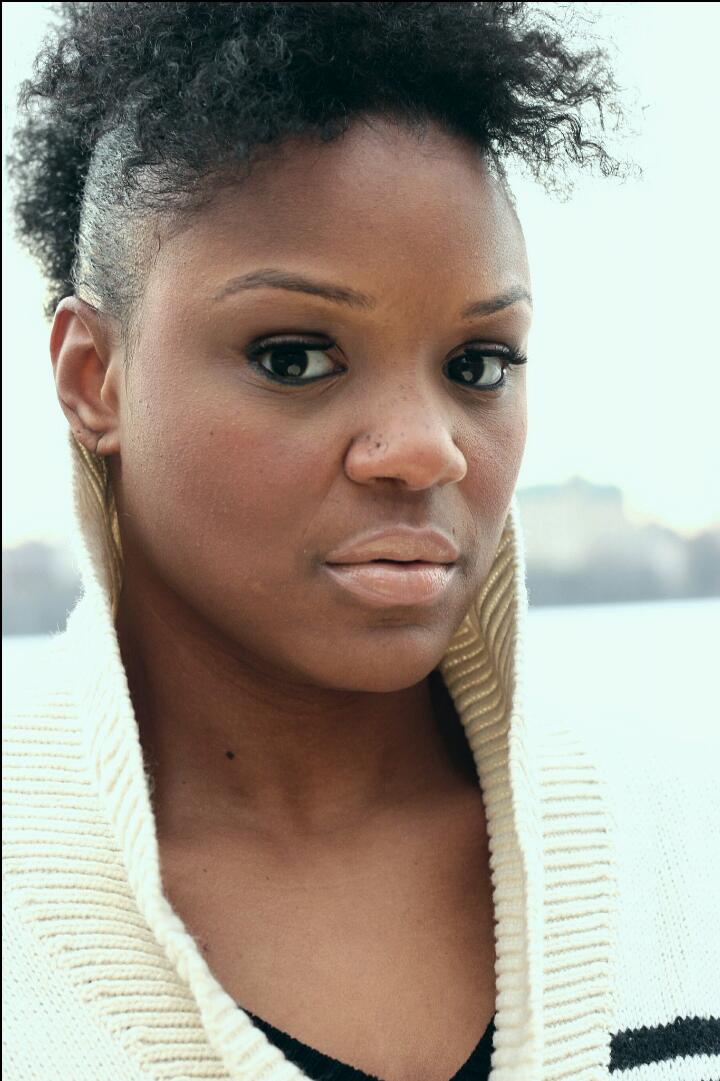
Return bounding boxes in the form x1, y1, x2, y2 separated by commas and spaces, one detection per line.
115, 572, 477, 847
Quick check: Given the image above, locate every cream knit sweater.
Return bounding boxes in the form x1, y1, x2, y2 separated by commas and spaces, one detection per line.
3, 436, 720, 1081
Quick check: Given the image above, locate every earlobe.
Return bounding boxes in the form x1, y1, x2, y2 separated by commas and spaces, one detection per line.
50, 297, 121, 457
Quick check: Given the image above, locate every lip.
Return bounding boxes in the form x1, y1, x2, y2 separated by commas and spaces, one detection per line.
325, 526, 460, 565
323, 561, 457, 607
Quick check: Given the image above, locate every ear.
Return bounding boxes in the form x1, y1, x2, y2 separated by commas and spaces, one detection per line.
50, 297, 122, 456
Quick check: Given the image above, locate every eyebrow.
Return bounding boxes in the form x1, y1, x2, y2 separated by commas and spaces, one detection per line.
211, 268, 532, 318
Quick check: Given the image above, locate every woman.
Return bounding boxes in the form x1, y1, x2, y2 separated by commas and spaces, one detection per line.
4, 4, 718, 1080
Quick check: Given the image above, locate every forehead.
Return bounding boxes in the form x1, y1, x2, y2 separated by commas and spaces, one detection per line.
149, 117, 529, 306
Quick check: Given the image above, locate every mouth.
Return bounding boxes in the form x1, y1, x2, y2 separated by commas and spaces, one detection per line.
325, 558, 452, 573
348, 558, 430, 564
323, 526, 460, 566
323, 559, 457, 607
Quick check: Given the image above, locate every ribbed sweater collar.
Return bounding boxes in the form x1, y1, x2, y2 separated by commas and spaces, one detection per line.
55, 430, 617, 1080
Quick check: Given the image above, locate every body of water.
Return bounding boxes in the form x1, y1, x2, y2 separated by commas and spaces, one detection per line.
3, 598, 718, 743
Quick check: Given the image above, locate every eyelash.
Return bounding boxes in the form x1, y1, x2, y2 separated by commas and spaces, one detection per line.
245, 336, 528, 392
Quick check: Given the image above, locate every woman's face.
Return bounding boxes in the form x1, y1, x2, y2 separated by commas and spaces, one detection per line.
112, 117, 532, 692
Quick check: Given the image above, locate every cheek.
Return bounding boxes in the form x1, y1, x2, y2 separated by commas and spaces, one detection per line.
459, 396, 527, 572
465, 396, 526, 507
118, 371, 323, 584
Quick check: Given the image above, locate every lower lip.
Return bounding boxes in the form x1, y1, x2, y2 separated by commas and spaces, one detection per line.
323, 561, 457, 607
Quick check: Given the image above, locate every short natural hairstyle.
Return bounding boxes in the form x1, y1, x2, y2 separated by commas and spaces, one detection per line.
5, 1, 633, 611
8, 1, 632, 331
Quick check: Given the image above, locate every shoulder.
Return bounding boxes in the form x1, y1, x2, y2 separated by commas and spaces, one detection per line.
563, 717, 720, 1018
549, 715, 720, 880
569, 715, 719, 834
536, 715, 719, 930
3, 629, 80, 737
3, 629, 86, 873
2, 877, 148, 1081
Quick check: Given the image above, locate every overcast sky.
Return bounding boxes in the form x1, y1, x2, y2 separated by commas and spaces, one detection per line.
3, 2, 719, 547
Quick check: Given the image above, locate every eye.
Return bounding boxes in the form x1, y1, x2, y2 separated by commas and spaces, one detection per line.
445, 348, 511, 391
246, 339, 337, 384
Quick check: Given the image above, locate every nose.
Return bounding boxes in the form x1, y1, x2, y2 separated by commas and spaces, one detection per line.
344, 393, 467, 491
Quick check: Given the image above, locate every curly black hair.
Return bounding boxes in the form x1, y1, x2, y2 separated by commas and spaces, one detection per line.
7, 1, 632, 333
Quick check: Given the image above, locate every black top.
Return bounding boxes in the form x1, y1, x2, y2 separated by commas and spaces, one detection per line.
239, 1006, 496, 1081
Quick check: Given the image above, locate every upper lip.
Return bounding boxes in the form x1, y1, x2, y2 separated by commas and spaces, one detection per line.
325, 526, 460, 565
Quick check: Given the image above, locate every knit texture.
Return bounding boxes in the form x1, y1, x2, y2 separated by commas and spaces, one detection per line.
3, 428, 720, 1081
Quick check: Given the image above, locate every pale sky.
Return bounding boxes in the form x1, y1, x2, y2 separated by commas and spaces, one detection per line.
3, 1, 719, 547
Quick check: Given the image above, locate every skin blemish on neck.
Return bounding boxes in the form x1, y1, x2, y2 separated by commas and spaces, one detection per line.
225, 750, 236, 760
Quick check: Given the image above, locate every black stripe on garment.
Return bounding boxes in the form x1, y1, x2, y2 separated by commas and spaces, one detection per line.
609, 1015, 720, 1072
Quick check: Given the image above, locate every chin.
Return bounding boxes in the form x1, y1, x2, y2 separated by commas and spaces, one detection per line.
298, 624, 460, 694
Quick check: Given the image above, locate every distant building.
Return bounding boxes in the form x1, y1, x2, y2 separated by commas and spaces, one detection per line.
517, 477, 627, 569
517, 478, 720, 606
